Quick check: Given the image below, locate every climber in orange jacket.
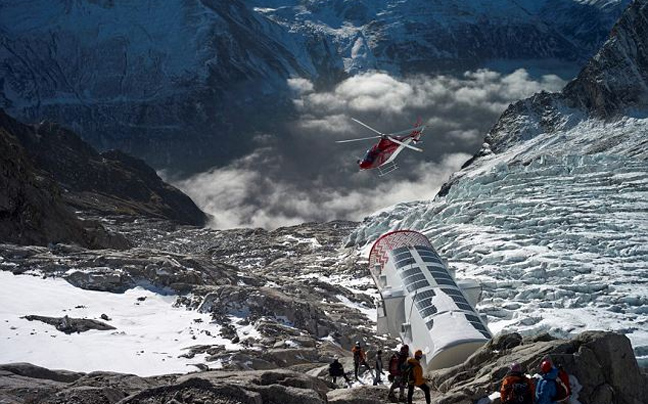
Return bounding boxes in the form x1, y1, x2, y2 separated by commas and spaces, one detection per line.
405, 350, 430, 404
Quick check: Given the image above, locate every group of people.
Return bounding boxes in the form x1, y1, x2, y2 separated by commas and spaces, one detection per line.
328, 341, 377, 386
387, 344, 431, 404
500, 359, 571, 404
328, 342, 431, 404
331, 342, 570, 404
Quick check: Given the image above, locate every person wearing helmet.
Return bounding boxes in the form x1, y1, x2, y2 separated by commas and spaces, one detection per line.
404, 349, 430, 404
352, 341, 372, 380
388, 344, 410, 401
328, 355, 351, 387
500, 362, 534, 404
535, 359, 559, 404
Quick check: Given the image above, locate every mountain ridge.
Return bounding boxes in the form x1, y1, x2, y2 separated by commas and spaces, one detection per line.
0, 110, 129, 249
0, 109, 207, 248
450, 0, 648, 174
0, 0, 630, 172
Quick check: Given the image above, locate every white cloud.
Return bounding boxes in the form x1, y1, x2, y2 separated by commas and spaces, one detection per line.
176, 68, 568, 230
174, 152, 471, 229
294, 69, 566, 138
287, 77, 314, 94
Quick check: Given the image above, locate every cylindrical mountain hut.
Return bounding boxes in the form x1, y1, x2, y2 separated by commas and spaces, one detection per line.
369, 230, 491, 370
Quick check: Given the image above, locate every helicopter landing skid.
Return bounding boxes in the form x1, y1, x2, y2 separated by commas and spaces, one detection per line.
378, 162, 398, 176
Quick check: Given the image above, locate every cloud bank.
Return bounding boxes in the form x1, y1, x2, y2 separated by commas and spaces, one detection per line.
175, 69, 566, 229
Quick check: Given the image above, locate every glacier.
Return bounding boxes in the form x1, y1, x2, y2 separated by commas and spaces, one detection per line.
346, 116, 648, 365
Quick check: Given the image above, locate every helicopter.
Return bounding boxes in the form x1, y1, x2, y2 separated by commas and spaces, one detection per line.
336, 118, 426, 176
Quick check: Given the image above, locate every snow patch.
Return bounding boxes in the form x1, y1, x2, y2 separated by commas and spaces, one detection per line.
0, 272, 233, 376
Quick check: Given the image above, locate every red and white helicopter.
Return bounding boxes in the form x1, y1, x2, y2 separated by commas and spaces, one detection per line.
337, 118, 426, 176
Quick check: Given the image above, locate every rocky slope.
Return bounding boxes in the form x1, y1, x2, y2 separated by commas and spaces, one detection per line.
0, 0, 629, 172
1, 331, 645, 403
0, 113, 128, 249
2, 211, 647, 404
0, 110, 207, 227
1, 219, 389, 374
563, 0, 648, 117
2, 212, 647, 403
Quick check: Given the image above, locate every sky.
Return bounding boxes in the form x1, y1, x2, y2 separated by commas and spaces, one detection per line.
174, 69, 567, 229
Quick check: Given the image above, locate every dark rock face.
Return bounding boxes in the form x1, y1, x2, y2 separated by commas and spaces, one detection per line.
21, 315, 115, 334
564, 0, 648, 117
0, 111, 207, 226
0, 112, 128, 249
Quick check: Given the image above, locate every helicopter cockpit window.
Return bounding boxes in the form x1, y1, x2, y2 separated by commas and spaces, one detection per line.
364, 149, 378, 163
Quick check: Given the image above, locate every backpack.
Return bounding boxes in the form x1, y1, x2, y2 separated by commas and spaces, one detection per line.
353, 346, 364, 363
402, 362, 416, 385
502, 376, 533, 404
554, 367, 571, 402
388, 354, 400, 375
329, 361, 343, 377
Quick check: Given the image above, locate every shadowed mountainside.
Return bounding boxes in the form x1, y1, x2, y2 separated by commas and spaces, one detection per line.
0, 110, 207, 227
0, 114, 128, 249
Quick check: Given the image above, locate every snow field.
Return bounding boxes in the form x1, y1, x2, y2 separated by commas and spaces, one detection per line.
0, 272, 241, 376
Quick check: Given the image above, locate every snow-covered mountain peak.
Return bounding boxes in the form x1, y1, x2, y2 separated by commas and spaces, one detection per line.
252, 0, 630, 74
0, 0, 631, 172
471, 0, 648, 164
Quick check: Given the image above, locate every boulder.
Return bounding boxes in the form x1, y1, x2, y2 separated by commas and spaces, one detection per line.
40, 386, 126, 404
570, 332, 647, 404
64, 270, 135, 293
111, 369, 331, 404
116, 378, 262, 404
0, 363, 84, 383
327, 385, 386, 404
67, 371, 175, 397
22, 315, 116, 334
429, 331, 648, 404
0, 363, 84, 403
198, 285, 336, 339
